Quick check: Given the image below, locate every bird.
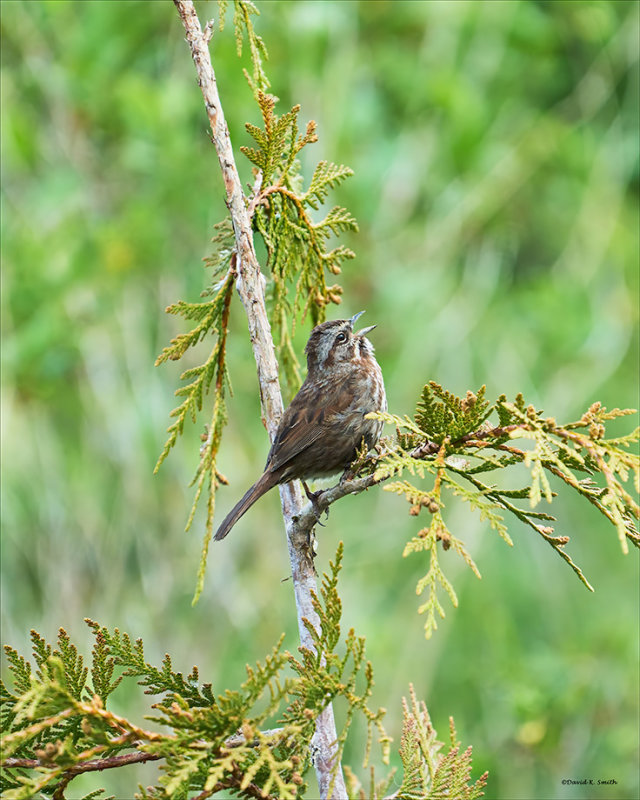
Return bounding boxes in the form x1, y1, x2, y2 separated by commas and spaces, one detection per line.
214, 311, 387, 540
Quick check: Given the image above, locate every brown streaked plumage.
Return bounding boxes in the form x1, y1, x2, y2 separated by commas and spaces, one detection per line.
214, 312, 386, 540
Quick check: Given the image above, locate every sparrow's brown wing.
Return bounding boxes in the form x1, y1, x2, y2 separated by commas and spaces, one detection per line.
266, 375, 357, 474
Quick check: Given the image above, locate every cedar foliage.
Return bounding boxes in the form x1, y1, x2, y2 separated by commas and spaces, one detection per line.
1, 547, 484, 800
372, 384, 638, 637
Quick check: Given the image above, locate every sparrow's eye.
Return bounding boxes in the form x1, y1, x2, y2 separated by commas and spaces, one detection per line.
335, 332, 347, 343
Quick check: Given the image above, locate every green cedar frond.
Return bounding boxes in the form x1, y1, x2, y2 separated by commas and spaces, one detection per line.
30, 630, 52, 675
56, 629, 88, 702
444, 475, 514, 546
305, 161, 355, 209
343, 690, 488, 800
401, 508, 459, 639
315, 205, 358, 238
500, 400, 639, 553
240, 92, 300, 185
155, 300, 220, 366
241, 92, 356, 396
84, 620, 216, 708
217, 0, 229, 27
2, 555, 390, 800
201, 217, 235, 285
218, 0, 270, 93
89, 627, 123, 706
415, 383, 491, 444
393, 685, 488, 799
286, 544, 390, 793
370, 387, 639, 637
155, 269, 234, 600
3, 647, 32, 695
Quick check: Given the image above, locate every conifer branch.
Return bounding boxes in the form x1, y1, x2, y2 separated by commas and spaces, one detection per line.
365, 385, 638, 637
1, 560, 392, 799
2, 750, 162, 778
291, 474, 379, 537
172, 2, 347, 796
287, 385, 638, 639
2, 726, 286, 775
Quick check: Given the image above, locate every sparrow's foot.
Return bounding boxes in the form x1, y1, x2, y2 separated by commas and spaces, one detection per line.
339, 468, 354, 485
302, 481, 328, 525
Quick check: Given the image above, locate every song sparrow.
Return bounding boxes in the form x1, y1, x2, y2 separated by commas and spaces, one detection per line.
214, 311, 387, 540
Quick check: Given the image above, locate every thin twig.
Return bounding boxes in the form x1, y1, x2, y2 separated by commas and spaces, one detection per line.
3, 727, 285, 799
409, 424, 521, 459
292, 474, 379, 541
1, 726, 285, 771
3, 752, 160, 772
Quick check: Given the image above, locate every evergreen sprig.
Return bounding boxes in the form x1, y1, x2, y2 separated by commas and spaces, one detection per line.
415, 384, 492, 444
84, 620, 216, 708
218, 0, 270, 94
342, 685, 487, 800
286, 544, 390, 795
244, 90, 357, 397
155, 259, 234, 603
369, 383, 639, 637
0, 546, 409, 800
396, 685, 488, 800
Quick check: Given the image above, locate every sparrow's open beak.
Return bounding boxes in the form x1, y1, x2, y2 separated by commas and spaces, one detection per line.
356, 324, 377, 337
349, 310, 376, 337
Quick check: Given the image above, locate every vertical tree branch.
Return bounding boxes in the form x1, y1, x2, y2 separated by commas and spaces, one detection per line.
172, 2, 347, 797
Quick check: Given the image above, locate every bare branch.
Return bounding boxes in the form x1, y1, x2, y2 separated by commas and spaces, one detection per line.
409, 424, 521, 459
292, 474, 379, 542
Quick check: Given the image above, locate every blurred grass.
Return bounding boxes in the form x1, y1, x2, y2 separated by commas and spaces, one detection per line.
1, 1, 638, 798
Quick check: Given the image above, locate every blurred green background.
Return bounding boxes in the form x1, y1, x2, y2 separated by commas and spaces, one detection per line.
1, 1, 638, 798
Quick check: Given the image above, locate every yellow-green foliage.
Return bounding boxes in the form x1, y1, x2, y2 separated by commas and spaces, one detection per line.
154, 260, 235, 604
218, 0, 270, 93
246, 91, 357, 395
395, 686, 488, 800
342, 685, 488, 800
1, 549, 489, 800
369, 383, 639, 638
0, 546, 395, 800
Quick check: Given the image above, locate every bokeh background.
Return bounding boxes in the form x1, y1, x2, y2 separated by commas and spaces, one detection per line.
2, 1, 638, 798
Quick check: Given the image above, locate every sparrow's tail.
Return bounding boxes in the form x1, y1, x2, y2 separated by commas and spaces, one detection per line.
214, 470, 279, 541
